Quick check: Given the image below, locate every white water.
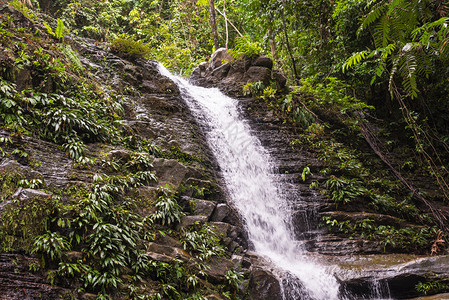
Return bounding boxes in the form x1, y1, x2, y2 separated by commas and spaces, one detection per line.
157, 64, 341, 299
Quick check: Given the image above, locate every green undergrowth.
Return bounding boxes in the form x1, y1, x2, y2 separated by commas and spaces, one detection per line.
0, 7, 241, 299
246, 75, 445, 254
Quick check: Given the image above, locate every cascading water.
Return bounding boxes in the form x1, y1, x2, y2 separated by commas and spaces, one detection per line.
157, 64, 342, 299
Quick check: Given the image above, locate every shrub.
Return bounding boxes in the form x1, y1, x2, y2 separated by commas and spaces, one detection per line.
110, 35, 151, 60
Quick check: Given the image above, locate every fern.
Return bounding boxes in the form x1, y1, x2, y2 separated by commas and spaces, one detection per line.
342, 50, 369, 71
55, 18, 66, 40
43, 21, 55, 37
59, 44, 84, 71
357, 1, 387, 37
42, 18, 66, 40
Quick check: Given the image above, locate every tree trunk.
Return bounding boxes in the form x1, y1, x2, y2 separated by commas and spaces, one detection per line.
208, 0, 219, 50
268, 26, 278, 61
281, 9, 299, 82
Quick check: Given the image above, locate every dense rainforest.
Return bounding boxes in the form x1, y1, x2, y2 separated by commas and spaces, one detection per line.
1, 0, 449, 299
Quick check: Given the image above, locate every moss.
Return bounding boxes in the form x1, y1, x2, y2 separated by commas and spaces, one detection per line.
0, 193, 57, 253
0, 169, 24, 202
110, 36, 151, 60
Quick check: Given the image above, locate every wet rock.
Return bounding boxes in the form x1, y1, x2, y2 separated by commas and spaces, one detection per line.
0, 158, 43, 180
247, 269, 282, 300
321, 211, 408, 228
341, 255, 449, 299
211, 203, 230, 222
253, 56, 273, 69
304, 234, 384, 255
0, 254, 73, 300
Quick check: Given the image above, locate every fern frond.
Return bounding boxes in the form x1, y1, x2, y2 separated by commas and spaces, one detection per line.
342, 50, 369, 72
55, 18, 66, 40
357, 2, 387, 37
373, 15, 391, 47
398, 50, 418, 98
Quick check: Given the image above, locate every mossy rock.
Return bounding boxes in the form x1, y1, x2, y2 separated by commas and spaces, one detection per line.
0, 188, 56, 253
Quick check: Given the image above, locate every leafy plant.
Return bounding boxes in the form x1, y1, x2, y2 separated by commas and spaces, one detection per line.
151, 186, 184, 226
323, 175, 367, 204
32, 231, 71, 262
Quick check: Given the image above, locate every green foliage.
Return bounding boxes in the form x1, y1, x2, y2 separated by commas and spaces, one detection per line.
33, 231, 71, 261
242, 81, 264, 97
301, 166, 312, 182
0, 194, 57, 253
43, 18, 67, 40
416, 281, 449, 295
151, 186, 184, 226
233, 36, 262, 58
323, 175, 367, 204
181, 223, 226, 262
110, 35, 151, 60
59, 44, 84, 71
322, 216, 437, 252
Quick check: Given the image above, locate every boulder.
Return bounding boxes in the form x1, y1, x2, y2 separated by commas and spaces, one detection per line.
247, 269, 282, 300
190, 48, 286, 96
107, 149, 132, 162
245, 66, 272, 86
210, 203, 230, 222
188, 198, 216, 218
209, 48, 234, 70
146, 242, 190, 262
203, 257, 234, 283
152, 158, 200, 189
253, 56, 273, 69
178, 215, 208, 229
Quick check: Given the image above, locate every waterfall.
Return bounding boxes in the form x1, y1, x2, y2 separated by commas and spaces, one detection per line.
157, 64, 342, 299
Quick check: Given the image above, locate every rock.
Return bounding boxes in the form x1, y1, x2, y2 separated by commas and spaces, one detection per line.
0, 158, 43, 180
304, 234, 384, 255
341, 255, 449, 299
253, 56, 273, 69
67, 251, 83, 262
152, 158, 200, 189
0, 253, 72, 300
107, 149, 132, 162
211, 63, 231, 80
10, 188, 51, 202
146, 242, 190, 262
203, 257, 234, 283
245, 66, 272, 86
154, 234, 182, 248
190, 48, 286, 96
188, 198, 216, 218
179, 215, 208, 228
247, 269, 282, 300
321, 211, 408, 228
209, 221, 231, 237
209, 48, 234, 70
210, 203, 230, 222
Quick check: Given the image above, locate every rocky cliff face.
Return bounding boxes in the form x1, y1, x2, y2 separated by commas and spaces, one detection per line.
0, 5, 253, 299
